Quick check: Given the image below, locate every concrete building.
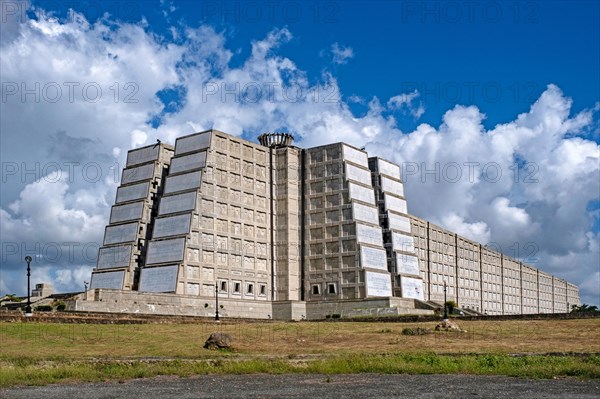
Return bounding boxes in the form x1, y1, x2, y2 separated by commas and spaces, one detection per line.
408, 215, 580, 315
31, 283, 53, 299
81, 130, 580, 319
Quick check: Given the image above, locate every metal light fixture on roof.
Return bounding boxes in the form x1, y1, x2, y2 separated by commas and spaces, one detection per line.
257, 132, 295, 148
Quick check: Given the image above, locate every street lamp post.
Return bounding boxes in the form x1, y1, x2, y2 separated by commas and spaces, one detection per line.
443, 280, 448, 320
214, 283, 220, 321
24, 256, 32, 317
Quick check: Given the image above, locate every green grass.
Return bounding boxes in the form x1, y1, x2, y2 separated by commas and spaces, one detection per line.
1, 318, 598, 386
1, 353, 598, 387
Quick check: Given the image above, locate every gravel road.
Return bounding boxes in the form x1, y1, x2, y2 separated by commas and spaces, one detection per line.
2, 374, 599, 398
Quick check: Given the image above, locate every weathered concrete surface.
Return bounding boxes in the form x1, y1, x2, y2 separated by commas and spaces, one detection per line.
69, 290, 432, 320
2, 374, 599, 399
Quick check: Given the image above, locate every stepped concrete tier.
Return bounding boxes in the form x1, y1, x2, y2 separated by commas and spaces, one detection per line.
90, 143, 174, 291
369, 157, 424, 300
80, 129, 580, 320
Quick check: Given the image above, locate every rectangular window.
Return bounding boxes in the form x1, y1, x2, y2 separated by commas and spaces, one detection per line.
310, 197, 323, 210
312, 284, 321, 295
259, 284, 267, 296
233, 282, 241, 293
326, 194, 340, 207
310, 181, 324, 194
247, 283, 254, 294
326, 226, 339, 239
310, 228, 324, 240
220, 281, 227, 292
327, 283, 337, 294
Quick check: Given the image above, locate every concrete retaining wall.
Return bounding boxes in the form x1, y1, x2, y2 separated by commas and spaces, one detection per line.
69, 289, 433, 320
305, 297, 432, 320
74, 289, 273, 319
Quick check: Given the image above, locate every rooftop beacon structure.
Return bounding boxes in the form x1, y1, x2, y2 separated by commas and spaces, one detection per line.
80, 130, 580, 319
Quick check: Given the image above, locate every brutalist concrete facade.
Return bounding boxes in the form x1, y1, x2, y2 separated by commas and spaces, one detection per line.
140, 131, 273, 302
303, 143, 394, 301
409, 214, 580, 315
369, 157, 424, 300
84, 130, 580, 319
90, 143, 174, 291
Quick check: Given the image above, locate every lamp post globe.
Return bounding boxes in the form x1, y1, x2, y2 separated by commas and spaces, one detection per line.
24, 256, 32, 317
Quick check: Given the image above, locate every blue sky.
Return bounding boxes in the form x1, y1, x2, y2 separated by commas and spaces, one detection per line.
32, 0, 600, 133
1, 0, 599, 305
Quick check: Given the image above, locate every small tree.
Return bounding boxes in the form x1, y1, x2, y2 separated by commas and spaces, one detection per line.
5, 294, 22, 302
571, 304, 599, 313
445, 300, 457, 314
54, 301, 66, 311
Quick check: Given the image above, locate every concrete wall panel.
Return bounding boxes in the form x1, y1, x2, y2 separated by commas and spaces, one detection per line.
122, 163, 155, 184
175, 132, 212, 155
126, 146, 159, 167
158, 192, 197, 215
153, 213, 192, 238
360, 246, 388, 271
110, 201, 144, 224
90, 270, 125, 289
170, 151, 207, 174
97, 245, 133, 269
365, 271, 392, 297
139, 265, 179, 292
146, 238, 185, 264
104, 222, 139, 245
116, 182, 149, 203
164, 171, 202, 194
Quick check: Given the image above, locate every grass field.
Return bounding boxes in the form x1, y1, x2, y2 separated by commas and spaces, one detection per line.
1, 318, 599, 386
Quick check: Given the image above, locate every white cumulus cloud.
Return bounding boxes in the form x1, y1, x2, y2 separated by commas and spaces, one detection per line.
0, 6, 598, 307
330, 42, 354, 65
